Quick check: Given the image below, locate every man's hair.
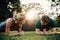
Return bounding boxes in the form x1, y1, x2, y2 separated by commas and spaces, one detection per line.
41, 15, 50, 23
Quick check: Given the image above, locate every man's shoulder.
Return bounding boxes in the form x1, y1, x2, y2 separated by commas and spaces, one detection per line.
37, 18, 41, 21
50, 18, 54, 22
36, 18, 41, 22
49, 18, 55, 24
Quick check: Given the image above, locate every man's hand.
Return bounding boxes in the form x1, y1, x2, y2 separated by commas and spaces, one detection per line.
36, 32, 40, 35
43, 29, 48, 34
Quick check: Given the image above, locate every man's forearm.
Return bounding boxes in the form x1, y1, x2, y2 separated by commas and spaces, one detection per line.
35, 29, 40, 34
18, 28, 22, 33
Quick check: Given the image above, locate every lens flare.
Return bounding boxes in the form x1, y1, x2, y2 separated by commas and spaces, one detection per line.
25, 9, 38, 20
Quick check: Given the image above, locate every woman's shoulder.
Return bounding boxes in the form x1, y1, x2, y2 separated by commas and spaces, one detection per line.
6, 18, 12, 22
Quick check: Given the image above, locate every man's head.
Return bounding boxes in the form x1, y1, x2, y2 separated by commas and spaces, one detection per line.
41, 15, 50, 26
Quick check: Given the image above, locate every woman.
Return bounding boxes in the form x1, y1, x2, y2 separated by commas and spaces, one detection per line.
0, 13, 25, 36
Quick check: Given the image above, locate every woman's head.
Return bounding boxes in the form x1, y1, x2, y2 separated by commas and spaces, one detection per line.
14, 13, 25, 24
16, 13, 25, 21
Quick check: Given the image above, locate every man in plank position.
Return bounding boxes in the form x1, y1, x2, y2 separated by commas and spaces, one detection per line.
35, 15, 57, 34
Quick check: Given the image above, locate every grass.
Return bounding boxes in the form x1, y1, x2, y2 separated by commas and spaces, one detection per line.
0, 31, 60, 40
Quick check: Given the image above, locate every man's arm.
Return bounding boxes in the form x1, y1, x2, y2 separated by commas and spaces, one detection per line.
5, 18, 12, 36
50, 28, 57, 34
49, 19, 57, 34
35, 18, 41, 34
35, 29, 41, 34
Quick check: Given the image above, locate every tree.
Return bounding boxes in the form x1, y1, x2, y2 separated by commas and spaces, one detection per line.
0, 0, 22, 22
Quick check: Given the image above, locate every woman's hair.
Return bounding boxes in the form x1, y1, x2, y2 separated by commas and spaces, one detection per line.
16, 13, 25, 20
41, 15, 50, 23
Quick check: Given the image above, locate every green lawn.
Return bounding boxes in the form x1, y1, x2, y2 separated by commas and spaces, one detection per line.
0, 31, 60, 40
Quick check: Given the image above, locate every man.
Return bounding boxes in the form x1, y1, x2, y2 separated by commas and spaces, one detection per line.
0, 13, 25, 36
35, 15, 57, 34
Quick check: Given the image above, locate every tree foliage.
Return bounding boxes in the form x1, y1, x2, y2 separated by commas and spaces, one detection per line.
0, 0, 22, 22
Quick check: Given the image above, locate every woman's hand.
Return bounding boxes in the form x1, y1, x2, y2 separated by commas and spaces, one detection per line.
18, 31, 24, 36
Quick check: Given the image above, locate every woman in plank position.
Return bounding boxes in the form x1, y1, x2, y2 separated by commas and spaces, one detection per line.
0, 13, 25, 36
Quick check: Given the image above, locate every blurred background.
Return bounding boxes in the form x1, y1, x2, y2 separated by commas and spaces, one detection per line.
0, 0, 60, 31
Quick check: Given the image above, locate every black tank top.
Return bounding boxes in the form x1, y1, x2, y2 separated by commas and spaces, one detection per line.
10, 18, 18, 31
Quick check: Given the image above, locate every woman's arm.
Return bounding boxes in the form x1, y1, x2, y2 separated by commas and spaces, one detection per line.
17, 24, 24, 36
5, 18, 12, 36
18, 24, 22, 33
